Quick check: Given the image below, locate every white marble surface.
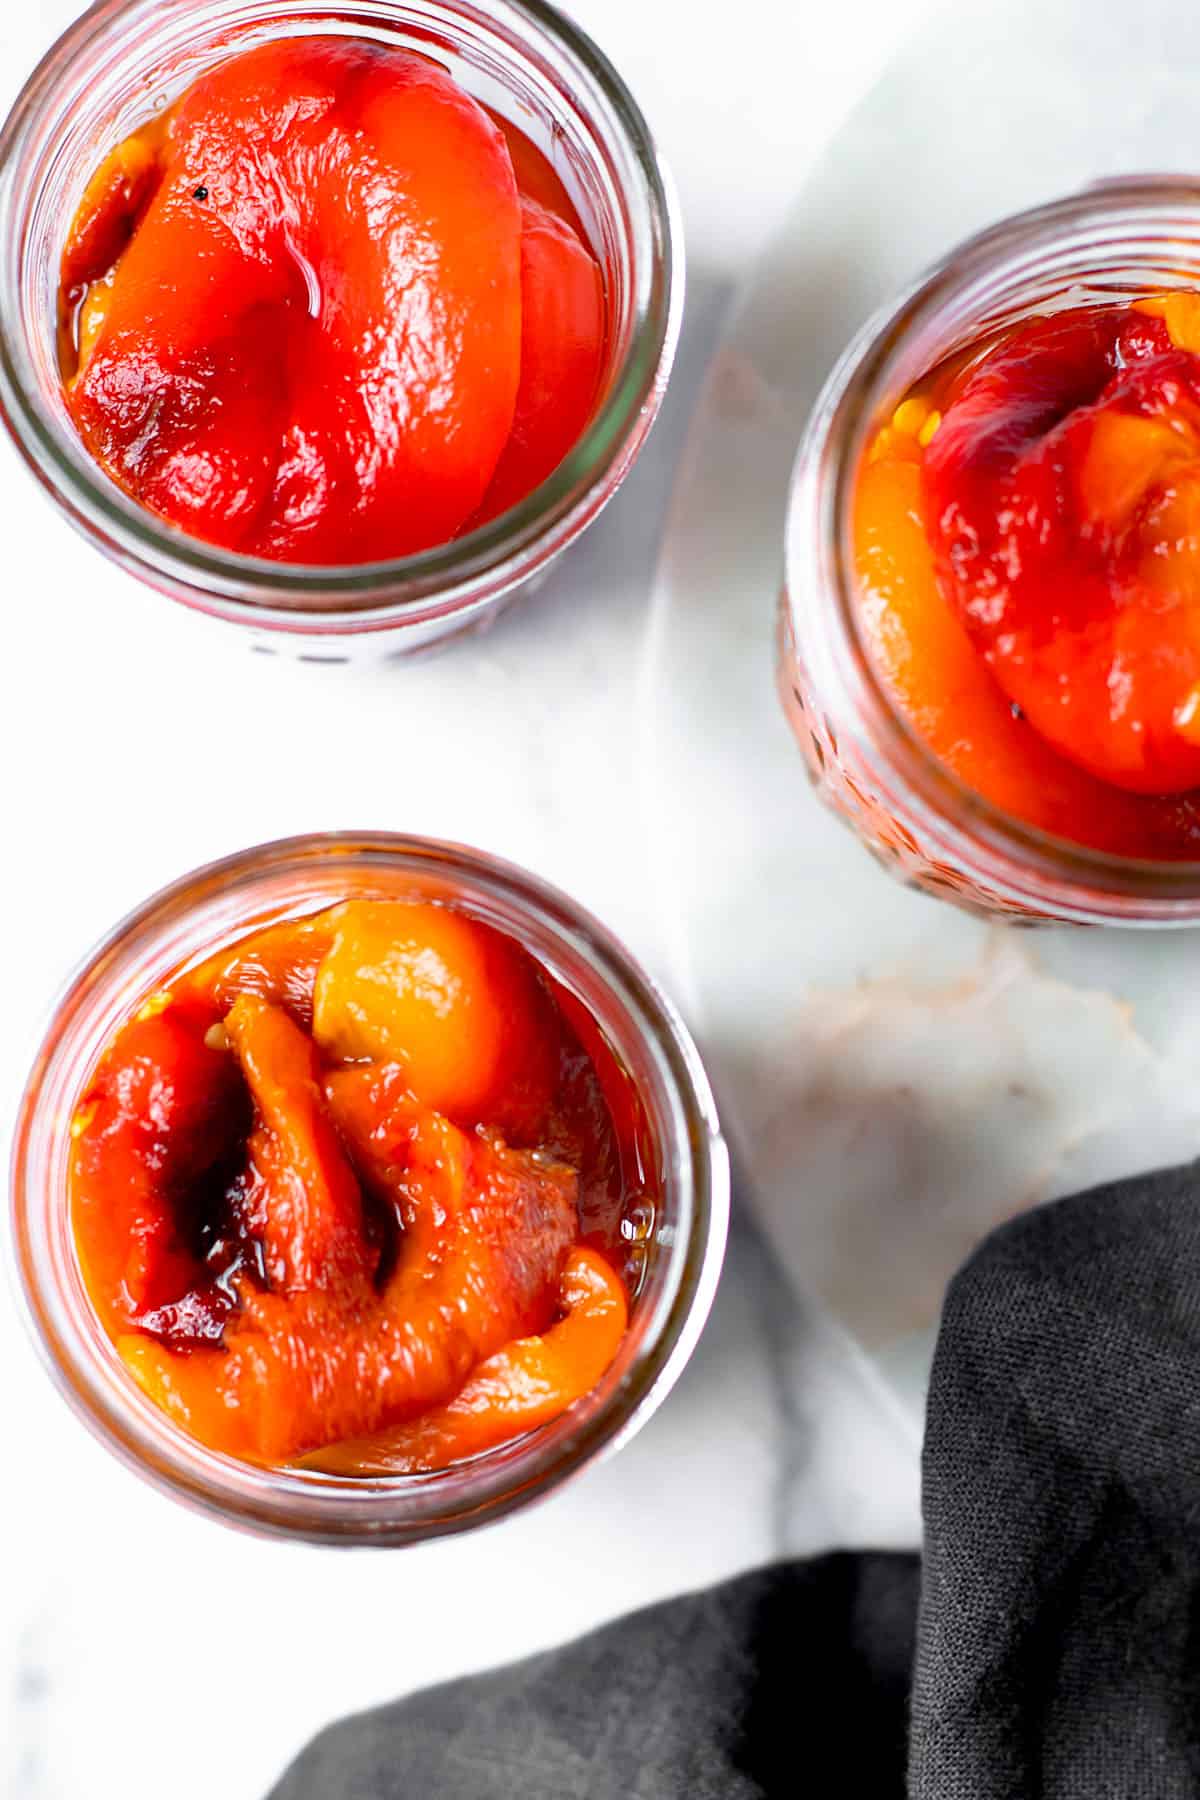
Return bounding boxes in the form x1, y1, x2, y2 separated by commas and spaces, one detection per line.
647, 0, 1200, 1421
0, 0, 965, 1794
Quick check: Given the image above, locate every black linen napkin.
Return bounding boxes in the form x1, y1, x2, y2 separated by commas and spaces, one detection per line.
269, 1161, 1200, 1799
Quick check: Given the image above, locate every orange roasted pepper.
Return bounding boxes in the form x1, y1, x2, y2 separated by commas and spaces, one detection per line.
59, 38, 606, 563
71, 901, 646, 1471
854, 295, 1200, 855
300, 1247, 628, 1475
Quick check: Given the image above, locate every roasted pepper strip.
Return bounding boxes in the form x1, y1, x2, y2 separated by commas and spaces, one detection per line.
327, 1062, 577, 1344
223, 995, 371, 1299
177, 913, 334, 1030
119, 1064, 577, 1461
71, 1006, 245, 1325
474, 199, 606, 524
299, 1246, 627, 1474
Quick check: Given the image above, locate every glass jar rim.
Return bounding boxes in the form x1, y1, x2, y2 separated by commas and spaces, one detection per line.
8, 832, 729, 1543
786, 176, 1200, 911
0, 0, 683, 631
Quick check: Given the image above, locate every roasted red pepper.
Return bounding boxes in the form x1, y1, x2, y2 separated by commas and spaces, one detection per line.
60, 38, 606, 562
71, 900, 645, 1470
72, 1003, 246, 1327
474, 200, 607, 525
854, 294, 1200, 854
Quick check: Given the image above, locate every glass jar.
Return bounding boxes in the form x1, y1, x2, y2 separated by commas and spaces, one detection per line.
0, 0, 680, 657
10, 833, 728, 1543
780, 178, 1200, 925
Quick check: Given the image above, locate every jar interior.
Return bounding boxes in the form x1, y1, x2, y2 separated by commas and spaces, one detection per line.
13, 843, 710, 1535
815, 193, 1200, 902
4, 0, 646, 583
